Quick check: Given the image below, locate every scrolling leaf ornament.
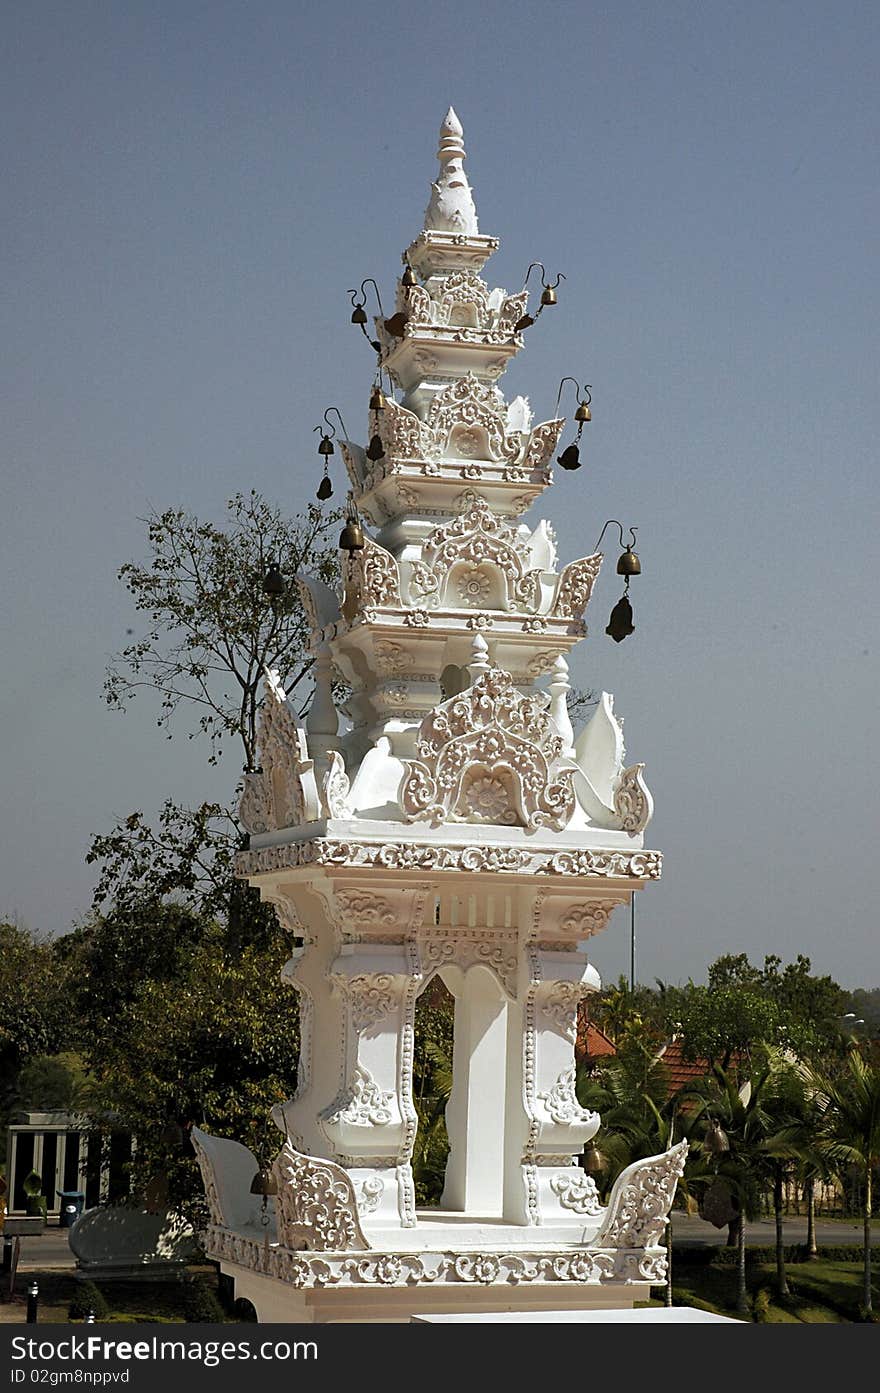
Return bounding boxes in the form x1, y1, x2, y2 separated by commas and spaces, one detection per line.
272, 1139, 370, 1252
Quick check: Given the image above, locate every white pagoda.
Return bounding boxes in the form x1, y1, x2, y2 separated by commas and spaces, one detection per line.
193, 108, 685, 1323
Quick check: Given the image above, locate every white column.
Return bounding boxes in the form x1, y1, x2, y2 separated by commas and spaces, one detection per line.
440, 965, 507, 1215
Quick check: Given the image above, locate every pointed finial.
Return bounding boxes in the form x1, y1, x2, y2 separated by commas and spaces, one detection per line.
467, 633, 491, 684
438, 106, 465, 161
548, 656, 575, 757
424, 106, 479, 236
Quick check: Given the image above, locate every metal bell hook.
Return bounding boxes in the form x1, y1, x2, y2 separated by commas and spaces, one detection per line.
323, 407, 350, 440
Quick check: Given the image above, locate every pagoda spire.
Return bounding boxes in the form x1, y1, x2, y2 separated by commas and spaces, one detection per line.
424, 105, 478, 235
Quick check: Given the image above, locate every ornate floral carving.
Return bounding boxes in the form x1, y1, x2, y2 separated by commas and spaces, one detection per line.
538, 1068, 598, 1126
432, 270, 492, 329
526, 650, 563, 677
374, 641, 414, 675
238, 771, 272, 835
453, 1254, 501, 1284
237, 839, 662, 880
456, 565, 492, 605
377, 397, 423, 460
465, 611, 494, 629
424, 375, 521, 463
594, 1141, 688, 1249
547, 849, 663, 880
613, 763, 653, 834
400, 664, 576, 831
322, 1065, 395, 1127
550, 1171, 603, 1215
407, 494, 542, 614
404, 609, 430, 627
523, 419, 564, 469
204, 1227, 655, 1288
357, 1176, 385, 1214
408, 559, 441, 603
346, 537, 401, 610
272, 1139, 370, 1252
418, 930, 519, 999
557, 902, 621, 938
541, 983, 593, 1041
496, 290, 530, 334
552, 553, 603, 620
244, 679, 319, 831
321, 751, 351, 818
333, 974, 398, 1033
333, 891, 398, 928
463, 774, 514, 822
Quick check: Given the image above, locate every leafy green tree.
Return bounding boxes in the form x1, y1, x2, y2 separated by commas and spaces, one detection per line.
0, 922, 72, 1148
104, 491, 339, 770
14, 1052, 90, 1112
663, 953, 849, 1072
72, 905, 299, 1218
663, 980, 779, 1073
70, 491, 339, 1206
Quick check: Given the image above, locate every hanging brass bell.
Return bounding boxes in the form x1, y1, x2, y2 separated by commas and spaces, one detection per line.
617, 547, 641, 577
401, 264, 417, 288
383, 311, 409, 337
316, 475, 333, 502
366, 433, 385, 462
704, 1120, 730, 1156
582, 1143, 606, 1174
339, 519, 365, 554
369, 384, 387, 412
606, 593, 635, 643
261, 562, 284, 599
575, 401, 592, 423
540, 285, 557, 307
350, 304, 368, 325
249, 1166, 279, 1197
317, 433, 334, 457
557, 443, 581, 470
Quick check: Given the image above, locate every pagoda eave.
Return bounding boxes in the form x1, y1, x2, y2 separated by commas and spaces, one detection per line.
382, 332, 521, 395
358, 474, 548, 532
405, 231, 500, 277
237, 824, 661, 888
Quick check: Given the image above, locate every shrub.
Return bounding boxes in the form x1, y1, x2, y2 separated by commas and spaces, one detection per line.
753, 1288, 772, 1323
69, 1282, 109, 1321
182, 1278, 225, 1323
712, 1243, 865, 1267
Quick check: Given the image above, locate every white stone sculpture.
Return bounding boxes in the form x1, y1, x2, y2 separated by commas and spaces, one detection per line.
195, 108, 676, 1324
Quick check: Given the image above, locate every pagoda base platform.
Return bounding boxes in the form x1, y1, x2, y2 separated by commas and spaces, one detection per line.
207, 1224, 662, 1324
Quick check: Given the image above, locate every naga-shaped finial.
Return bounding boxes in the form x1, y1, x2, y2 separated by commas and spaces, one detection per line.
424, 105, 479, 236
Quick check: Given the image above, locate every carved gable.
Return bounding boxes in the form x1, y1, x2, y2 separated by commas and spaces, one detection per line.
400, 664, 576, 831
408, 494, 542, 611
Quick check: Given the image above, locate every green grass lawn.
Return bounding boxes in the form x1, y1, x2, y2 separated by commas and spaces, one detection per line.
0, 1266, 246, 1324
661, 1251, 878, 1323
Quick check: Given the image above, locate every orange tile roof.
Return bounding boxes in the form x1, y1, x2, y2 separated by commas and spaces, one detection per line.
575, 1006, 616, 1062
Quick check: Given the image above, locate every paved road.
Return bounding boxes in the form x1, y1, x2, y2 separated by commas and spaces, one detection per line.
671, 1213, 877, 1247
4, 1215, 877, 1273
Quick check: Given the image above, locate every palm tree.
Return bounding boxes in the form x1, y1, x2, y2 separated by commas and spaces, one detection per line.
577, 1053, 706, 1307
687, 1060, 779, 1316
798, 1050, 880, 1316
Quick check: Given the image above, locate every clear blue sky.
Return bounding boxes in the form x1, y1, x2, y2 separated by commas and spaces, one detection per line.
3, 1, 878, 988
